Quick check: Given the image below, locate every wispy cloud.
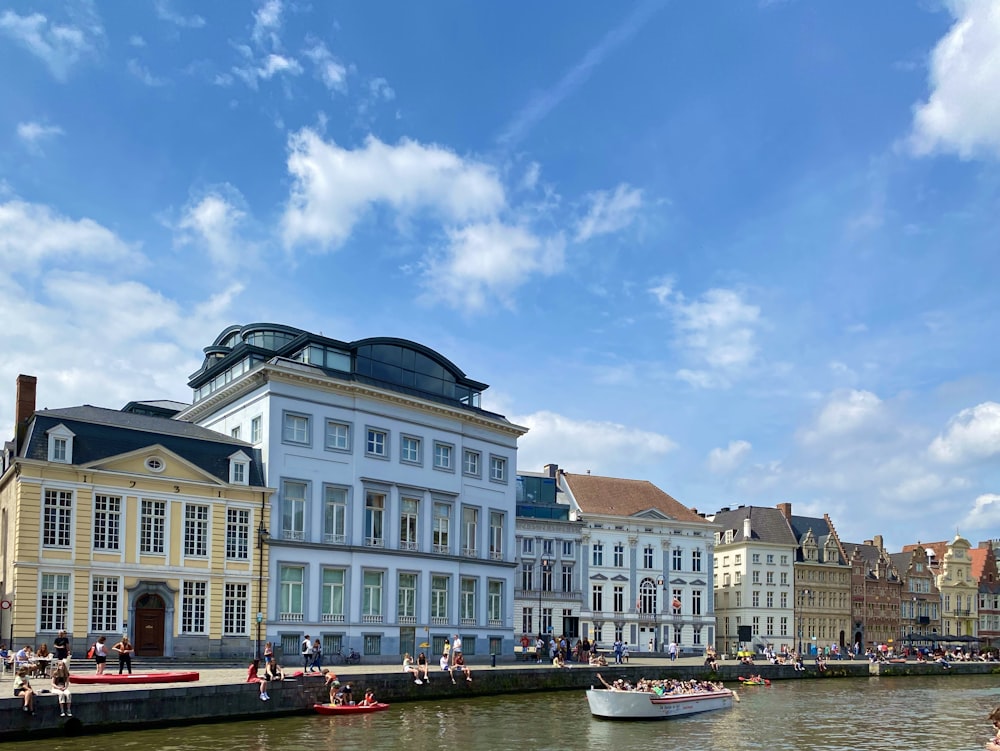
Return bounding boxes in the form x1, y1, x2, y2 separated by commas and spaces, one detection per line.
575, 183, 642, 242
0, 6, 104, 81
16, 121, 64, 153
497, 0, 666, 146
128, 59, 169, 87
304, 41, 348, 94
252, 0, 283, 46
155, 0, 206, 29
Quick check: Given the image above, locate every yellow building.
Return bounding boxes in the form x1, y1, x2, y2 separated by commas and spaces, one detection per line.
0, 376, 272, 657
936, 534, 978, 638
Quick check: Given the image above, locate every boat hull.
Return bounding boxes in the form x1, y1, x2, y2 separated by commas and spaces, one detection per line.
71, 671, 200, 684
586, 689, 733, 720
313, 702, 390, 715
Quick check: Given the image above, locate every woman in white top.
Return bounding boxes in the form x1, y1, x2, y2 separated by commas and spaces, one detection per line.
94, 636, 108, 674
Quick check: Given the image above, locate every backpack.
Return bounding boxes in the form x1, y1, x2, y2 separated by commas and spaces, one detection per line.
87, 644, 96, 659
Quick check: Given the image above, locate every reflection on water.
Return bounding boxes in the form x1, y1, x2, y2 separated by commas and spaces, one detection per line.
9, 675, 1000, 751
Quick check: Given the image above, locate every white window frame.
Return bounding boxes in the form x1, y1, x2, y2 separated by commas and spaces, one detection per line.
432, 502, 451, 554
43, 488, 73, 548
461, 506, 478, 557
223, 582, 249, 635
322, 568, 345, 621
282, 479, 308, 541
365, 491, 385, 547
93, 494, 121, 551
226, 508, 250, 560
183, 503, 210, 557
280, 565, 304, 618
181, 580, 208, 634
463, 449, 481, 477
40, 573, 70, 631
366, 427, 389, 458
282, 411, 311, 446
140, 498, 166, 555
46, 424, 74, 464
90, 575, 119, 632
400, 497, 419, 551
323, 485, 347, 544
400, 435, 422, 465
433, 442, 454, 471
488, 511, 503, 560
250, 415, 263, 444
229, 450, 250, 485
325, 419, 351, 452
489, 454, 507, 483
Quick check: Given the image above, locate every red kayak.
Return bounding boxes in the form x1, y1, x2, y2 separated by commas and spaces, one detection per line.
313, 702, 390, 715
71, 671, 200, 685
737, 676, 771, 686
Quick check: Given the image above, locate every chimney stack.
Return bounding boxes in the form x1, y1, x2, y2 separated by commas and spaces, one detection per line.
743, 516, 752, 540
544, 463, 559, 478
15, 374, 37, 453
776, 502, 792, 521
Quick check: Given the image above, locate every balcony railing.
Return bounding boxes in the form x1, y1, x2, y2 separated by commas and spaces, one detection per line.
488, 619, 503, 628
399, 540, 418, 551
489, 550, 503, 561
365, 536, 385, 548
323, 533, 345, 545
433, 543, 449, 554
321, 613, 345, 623
282, 530, 305, 542
460, 618, 476, 626
430, 617, 448, 626
462, 547, 478, 558
398, 615, 417, 625
279, 612, 304, 622
361, 614, 384, 624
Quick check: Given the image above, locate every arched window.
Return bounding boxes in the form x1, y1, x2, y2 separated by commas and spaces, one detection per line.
639, 578, 658, 614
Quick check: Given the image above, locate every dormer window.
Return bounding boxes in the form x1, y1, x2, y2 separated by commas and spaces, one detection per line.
229, 450, 251, 486
46, 424, 75, 464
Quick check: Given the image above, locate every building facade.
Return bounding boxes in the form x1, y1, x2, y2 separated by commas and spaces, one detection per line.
711, 506, 797, 656
890, 545, 941, 649
560, 470, 717, 655
840, 538, 902, 649
936, 535, 978, 638
0, 375, 270, 657
974, 541, 999, 650
177, 324, 525, 661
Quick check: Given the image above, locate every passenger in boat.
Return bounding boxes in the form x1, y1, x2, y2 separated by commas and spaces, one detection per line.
14, 669, 35, 714
359, 688, 378, 707
112, 635, 135, 675
341, 684, 353, 705
416, 652, 430, 682
247, 659, 269, 701
51, 660, 72, 717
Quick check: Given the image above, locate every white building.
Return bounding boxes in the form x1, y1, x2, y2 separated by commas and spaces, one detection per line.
557, 469, 718, 655
178, 324, 526, 662
709, 506, 798, 656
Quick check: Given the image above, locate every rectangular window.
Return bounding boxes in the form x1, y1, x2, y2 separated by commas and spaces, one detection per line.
752, 570, 761, 584
434, 442, 453, 470
692, 589, 702, 616
561, 565, 573, 592
692, 549, 702, 572
431, 575, 449, 620
752, 590, 760, 607
489, 511, 503, 560
613, 543, 624, 567
522, 537, 534, 554
224, 583, 248, 635
433, 502, 450, 553
735, 554, 742, 565
592, 543, 603, 566
43, 489, 73, 547
280, 566, 304, 617
184, 504, 210, 556
461, 506, 478, 557
591, 584, 604, 611
52, 437, 67, 462
40, 573, 70, 631
488, 580, 502, 623
226, 508, 250, 560
766, 591, 774, 608
365, 491, 385, 547
323, 486, 346, 544
780, 572, 788, 585
90, 575, 118, 632
282, 480, 307, 541
766, 571, 774, 585
363, 571, 383, 617
461, 578, 476, 623
231, 460, 247, 484
613, 585, 624, 612
231, 425, 241, 440
366, 427, 388, 457
766, 554, 775, 564
489, 455, 507, 482
672, 548, 683, 571
93, 494, 121, 551
400, 497, 419, 550
140, 499, 166, 554
463, 449, 480, 477
562, 540, 573, 556
322, 569, 345, 621
251, 415, 262, 444
781, 592, 788, 608
751, 553, 760, 564
522, 607, 533, 635
543, 539, 554, 556
780, 616, 788, 636
325, 420, 350, 451
521, 562, 534, 590
398, 573, 417, 621
181, 581, 207, 633
643, 546, 654, 568
282, 412, 310, 445
401, 435, 421, 464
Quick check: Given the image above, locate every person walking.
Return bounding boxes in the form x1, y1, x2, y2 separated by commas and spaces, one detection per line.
613, 638, 623, 664
301, 634, 312, 671
112, 635, 135, 675
668, 641, 678, 661
309, 638, 323, 673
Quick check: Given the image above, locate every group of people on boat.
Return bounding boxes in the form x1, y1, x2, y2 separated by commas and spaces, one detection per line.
322, 670, 378, 707
596, 673, 726, 696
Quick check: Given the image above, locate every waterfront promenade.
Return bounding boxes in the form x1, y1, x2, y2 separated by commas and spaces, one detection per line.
0, 654, 994, 741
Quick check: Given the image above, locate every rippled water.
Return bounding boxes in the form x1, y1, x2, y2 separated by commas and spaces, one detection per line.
12, 675, 1000, 751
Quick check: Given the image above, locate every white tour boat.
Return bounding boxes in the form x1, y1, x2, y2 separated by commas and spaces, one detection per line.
586, 686, 735, 720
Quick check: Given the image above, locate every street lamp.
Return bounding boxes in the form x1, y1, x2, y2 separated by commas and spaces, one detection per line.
538, 558, 551, 647
656, 575, 667, 649
256, 519, 270, 659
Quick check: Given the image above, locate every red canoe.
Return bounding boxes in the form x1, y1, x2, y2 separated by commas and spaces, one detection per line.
313, 702, 390, 715
71, 671, 200, 685
737, 676, 771, 686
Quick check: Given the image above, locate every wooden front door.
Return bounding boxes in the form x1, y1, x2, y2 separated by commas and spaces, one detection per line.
135, 593, 166, 656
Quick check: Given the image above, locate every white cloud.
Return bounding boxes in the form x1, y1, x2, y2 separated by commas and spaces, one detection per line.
369, 77, 395, 101
928, 401, 1000, 463
520, 162, 541, 191
654, 285, 761, 387
707, 440, 752, 474
910, 0, 1000, 159
0, 199, 136, 272
304, 42, 348, 94
282, 129, 506, 250
575, 183, 642, 242
175, 187, 252, 267
128, 59, 168, 87
233, 53, 302, 89
513, 410, 677, 476
252, 0, 283, 46
798, 389, 884, 445
154, 0, 205, 29
129, 34, 146, 47
0, 7, 103, 81
16, 121, 64, 151
422, 222, 565, 312
961, 493, 1000, 533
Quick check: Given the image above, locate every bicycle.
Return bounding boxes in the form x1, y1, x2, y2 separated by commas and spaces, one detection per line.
340, 648, 361, 664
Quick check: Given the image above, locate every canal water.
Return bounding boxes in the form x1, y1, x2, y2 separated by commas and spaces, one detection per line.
9, 675, 1000, 751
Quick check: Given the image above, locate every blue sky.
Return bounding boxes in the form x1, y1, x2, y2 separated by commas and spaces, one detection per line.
2, 0, 1000, 551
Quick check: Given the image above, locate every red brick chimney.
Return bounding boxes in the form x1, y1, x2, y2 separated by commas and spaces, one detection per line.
15, 374, 37, 453
776, 502, 792, 521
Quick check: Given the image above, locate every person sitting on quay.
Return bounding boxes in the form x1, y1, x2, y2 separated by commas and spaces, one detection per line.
451, 652, 472, 683
815, 655, 828, 673
704, 650, 719, 672
246, 658, 270, 701
552, 653, 568, 669
793, 652, 805, 671
264, 660, 284, 681
13, 669, 35, 715
403, 652, 421, 683
589, 651, 608, 667
51, 660, 72, 717
416, 652, 430, 682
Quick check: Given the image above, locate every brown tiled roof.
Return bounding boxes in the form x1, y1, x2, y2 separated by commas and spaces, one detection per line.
561, 472, 705, 523
970, 547, 989, 581
902, 541, 948, 562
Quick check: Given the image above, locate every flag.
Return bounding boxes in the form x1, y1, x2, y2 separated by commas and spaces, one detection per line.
636, 596, 642, 612
672, 598, 682, 610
